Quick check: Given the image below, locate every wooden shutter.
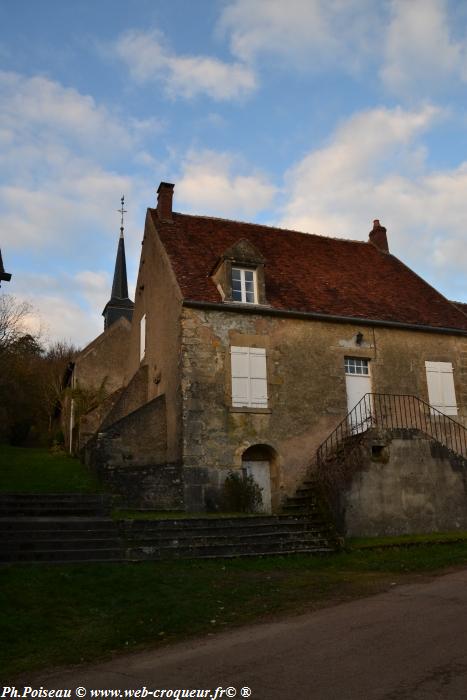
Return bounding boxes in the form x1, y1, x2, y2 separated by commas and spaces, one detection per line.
231, 347, 268, 408
231, 347, 250, 407
425, 361, 457, 415
249, 348, 268, 407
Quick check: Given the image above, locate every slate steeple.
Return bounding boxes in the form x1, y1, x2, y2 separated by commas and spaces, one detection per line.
102, 196, 134, 330
0, 248, 11, 287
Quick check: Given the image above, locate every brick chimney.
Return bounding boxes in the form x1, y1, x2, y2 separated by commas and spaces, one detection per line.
157, 182, 174, 221
369, 219, 389, 253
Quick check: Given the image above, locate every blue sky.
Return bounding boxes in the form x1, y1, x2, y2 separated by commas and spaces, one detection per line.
1, 0, 467, 346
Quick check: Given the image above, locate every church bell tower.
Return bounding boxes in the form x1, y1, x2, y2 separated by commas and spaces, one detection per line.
102, 196, 134, 329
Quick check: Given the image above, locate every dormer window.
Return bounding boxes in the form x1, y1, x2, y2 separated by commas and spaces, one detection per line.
211, 238, 268, 307
232, 267, 257, 304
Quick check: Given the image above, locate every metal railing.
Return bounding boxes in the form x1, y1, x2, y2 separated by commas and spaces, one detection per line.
316, 393, 467, 470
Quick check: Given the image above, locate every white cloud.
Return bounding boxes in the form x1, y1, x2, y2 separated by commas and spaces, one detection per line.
280, 105, 467, 292
176, 150, 277, 218
381, 0, 467, 96
220, 0, 379, 72
0, 71, 156, 345
0, 70, 132, 153
114, 29, 256, 100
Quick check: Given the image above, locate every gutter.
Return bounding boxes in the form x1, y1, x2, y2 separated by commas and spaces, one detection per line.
182, 299, 467, 337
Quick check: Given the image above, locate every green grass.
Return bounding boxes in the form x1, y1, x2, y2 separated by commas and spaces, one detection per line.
3, 543, 467, 679
0, 445, 102, 492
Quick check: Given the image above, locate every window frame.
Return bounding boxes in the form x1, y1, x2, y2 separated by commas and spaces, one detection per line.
231, 267, 258, 304
344, 357, 370, 376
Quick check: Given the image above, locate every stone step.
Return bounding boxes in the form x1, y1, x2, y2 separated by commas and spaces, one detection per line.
0, 548, 123, 563
0, 494, 113, 517
123, 530, 331, 548
0, 517, 117, 532
1, 537, 122, 552
120, 521, 328, 537
127, 539, 333, 560
119, 515, 324, 532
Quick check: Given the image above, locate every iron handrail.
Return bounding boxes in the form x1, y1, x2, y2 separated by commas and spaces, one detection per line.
316, 393, 467, 469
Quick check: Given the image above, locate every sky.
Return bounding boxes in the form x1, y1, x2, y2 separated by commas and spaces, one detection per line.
1, 0, 467, 347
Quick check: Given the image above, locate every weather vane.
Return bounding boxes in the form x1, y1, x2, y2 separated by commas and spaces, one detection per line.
118, 195, 127, 236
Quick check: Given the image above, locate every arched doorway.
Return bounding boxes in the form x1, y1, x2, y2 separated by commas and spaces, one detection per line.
241, 444, 280, 514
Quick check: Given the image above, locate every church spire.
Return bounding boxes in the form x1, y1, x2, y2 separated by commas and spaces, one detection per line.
102, 195, 134, 330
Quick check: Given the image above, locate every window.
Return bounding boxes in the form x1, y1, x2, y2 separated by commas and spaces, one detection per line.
231, 267, 257, 304
231, 346, 268, 408
425, 361, 457, 415
345, 357, 369, 375
140, 314, 146, 361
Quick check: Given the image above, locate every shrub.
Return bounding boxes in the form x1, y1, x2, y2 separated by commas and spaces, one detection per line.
221, 470, 263, 513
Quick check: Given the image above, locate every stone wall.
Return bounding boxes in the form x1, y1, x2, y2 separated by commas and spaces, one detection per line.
101, 365, 149, 430
180, 306, 467, 511
85, 395, 183, 509
343, 430, 467, 536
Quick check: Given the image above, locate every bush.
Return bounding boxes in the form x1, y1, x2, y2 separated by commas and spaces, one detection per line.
221, 471, 263, 513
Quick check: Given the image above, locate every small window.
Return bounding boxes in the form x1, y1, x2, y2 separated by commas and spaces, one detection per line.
425, 361, 457, 415
345, 357, 369, 375
231, 346, 268, 408
140, 314, 146, 361
231, 268, 257, 304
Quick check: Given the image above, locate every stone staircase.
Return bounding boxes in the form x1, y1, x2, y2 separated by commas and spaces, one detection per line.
120, 514, 335, 560
0, 494, 122, 563
1, 494, 337, 563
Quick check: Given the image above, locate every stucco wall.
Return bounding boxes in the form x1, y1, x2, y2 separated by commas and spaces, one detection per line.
73, 317, 131, 395
181, 306, 467, 509
125, 212, 183, 463
344, 430, 467, 536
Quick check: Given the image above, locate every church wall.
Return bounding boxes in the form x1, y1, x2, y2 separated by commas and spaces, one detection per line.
73, 318, 131, 396
125, 212, 184, 463
180, 305, 467, 511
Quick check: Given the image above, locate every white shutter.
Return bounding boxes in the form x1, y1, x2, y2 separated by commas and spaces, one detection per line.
231, 346, 268, 408
249, 348, 268, 407
231, 347, 250, 407
425, 361, 457, 415
140, 314, 146, 361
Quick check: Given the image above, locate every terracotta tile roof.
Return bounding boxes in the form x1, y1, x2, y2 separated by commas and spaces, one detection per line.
452, 301, 467, 317
150, 209, 467, 332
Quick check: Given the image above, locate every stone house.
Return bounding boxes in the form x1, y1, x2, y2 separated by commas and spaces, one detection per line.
82, 182, 467, 533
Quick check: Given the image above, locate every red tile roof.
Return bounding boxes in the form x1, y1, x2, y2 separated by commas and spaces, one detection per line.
151, 210, 467, 332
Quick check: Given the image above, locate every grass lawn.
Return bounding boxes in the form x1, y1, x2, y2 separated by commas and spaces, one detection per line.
0, 445, 102, 493
3, 542, 467, 679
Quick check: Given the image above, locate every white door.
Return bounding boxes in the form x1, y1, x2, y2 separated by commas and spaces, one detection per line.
243, 460, 271, 513
345, 358, 372, 433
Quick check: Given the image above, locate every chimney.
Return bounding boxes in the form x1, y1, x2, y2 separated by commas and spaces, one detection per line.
157, 182, 174, 221
369, 219, 389, 253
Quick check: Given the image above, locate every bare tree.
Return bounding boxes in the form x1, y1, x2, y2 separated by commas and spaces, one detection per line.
0, 295, 35, 353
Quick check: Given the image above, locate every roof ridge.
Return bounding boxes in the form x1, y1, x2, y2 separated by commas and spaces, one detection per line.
167, 210, 370, 247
